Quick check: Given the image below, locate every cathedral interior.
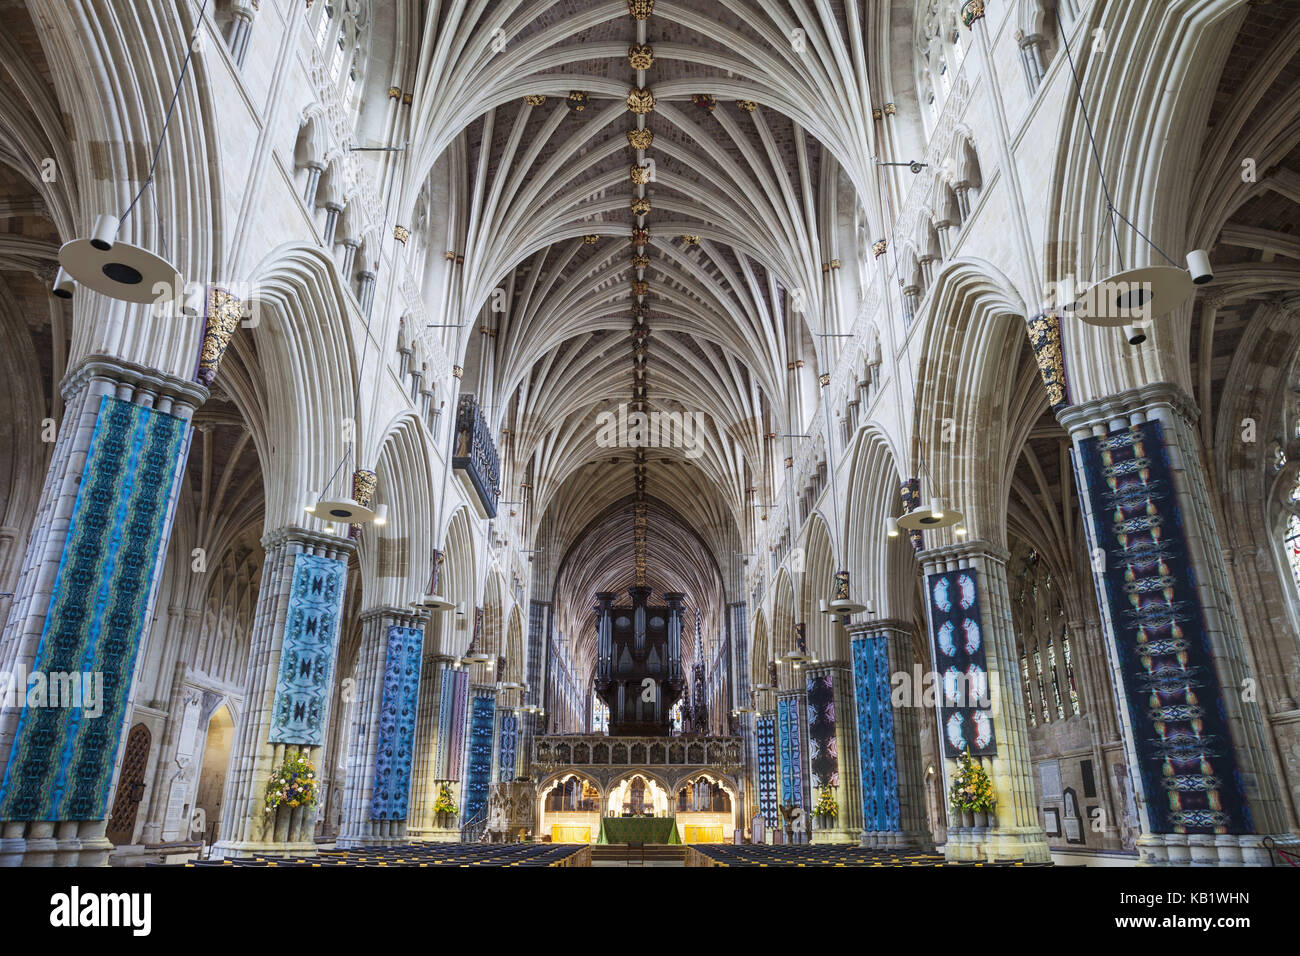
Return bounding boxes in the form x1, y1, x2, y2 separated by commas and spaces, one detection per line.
1, 0, 1299, 895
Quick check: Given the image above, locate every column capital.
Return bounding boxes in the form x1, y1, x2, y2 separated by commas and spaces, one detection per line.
61, 353, 209, 411
802, 659, 850, 677
916, 539, 1009, 571
846, 617, 912, 638
1055, 381, 1199, 439
260, 524, 358, 558
358, 605, 426, 629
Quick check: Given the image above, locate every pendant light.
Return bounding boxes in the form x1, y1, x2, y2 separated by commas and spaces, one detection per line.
897, 494, 963, 531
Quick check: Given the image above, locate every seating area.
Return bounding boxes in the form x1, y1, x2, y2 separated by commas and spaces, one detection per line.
162, 843, 591, 868
686, 846, 1054, 867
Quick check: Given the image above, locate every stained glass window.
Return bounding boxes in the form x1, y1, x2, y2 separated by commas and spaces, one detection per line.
1021, 653, 1036, 728
1062, 632, 1080, 716
1033, 648, 1048, 724
1286, 512, 1300, 598
1047, 638, 1065, 720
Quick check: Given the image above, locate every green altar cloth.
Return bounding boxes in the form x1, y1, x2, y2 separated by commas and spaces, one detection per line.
596, 816, 681, 844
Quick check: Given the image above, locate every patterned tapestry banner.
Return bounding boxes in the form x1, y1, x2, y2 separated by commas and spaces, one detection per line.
806, 673, 839, 787
370, 625, 423, 821
497, 712, 518, 783
1078, 420, 1249, 834
852, 634, 901, 831
756, 714, 778, 826
464, 694, 496, 820
268, 554, 347, 745
435, 667, 469, 781
0, 396, 188, 821
927, 568, 997, 757
776, 695, 805, 807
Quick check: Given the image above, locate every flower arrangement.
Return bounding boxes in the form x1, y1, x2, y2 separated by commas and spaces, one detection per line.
264, 752, 318, 812
433, 782, 458, 816
813, 785, 838, 818
948, 748, 996, 813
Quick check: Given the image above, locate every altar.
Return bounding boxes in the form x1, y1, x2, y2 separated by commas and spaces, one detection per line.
596, 816, 681, 845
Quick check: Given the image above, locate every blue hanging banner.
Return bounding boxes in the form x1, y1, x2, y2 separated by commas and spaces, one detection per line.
852, 633, 901, 831
370, 625, 423, 821
0, 396, 188, 821
268, 553, 348, 746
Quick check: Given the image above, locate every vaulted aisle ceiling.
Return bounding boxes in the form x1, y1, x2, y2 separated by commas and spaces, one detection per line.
401, 2, 881, 661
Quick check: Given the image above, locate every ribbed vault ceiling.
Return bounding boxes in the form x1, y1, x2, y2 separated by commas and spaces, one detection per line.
403, 0, 880, 694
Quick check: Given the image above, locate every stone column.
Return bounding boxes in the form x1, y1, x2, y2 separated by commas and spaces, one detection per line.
337, 605, 427, 848
322, 202, 343, 246
302, 162, 324, 205
519, 600, 550, 779
918, 541, 1052, 864
211, 526, 354, 859
1059, 383, 1296, 865
774, 687, 809, 817
0, 356, 204, 867
463, 684, 499, 828
357, 270, 377, 316
224, 1, 260, 67
848, 620, 933, 850
754, 710, 778, 834
408, 648, 455, 840
803, 660, 861, 843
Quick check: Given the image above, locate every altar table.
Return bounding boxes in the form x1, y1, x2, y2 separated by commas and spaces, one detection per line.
596, 816, 681, 844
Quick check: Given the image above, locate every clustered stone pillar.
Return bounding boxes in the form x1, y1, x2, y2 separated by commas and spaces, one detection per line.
847, 620, 932, 851
774, 685, 809, 815
0, 356, 205, 867
918, 541, 1051, 864
212, 527, 354, 859
802, 659, 862, 844
336, 605, 428, 848
727, 600, 751, 832
1059, 383, 1296, 865
408, 651, 456, 840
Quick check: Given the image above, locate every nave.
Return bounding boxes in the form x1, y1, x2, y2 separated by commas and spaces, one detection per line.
0, 2, 1296, 936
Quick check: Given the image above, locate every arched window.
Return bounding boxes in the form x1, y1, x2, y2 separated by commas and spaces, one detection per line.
916, 1, 968, 134
330, 33, 346, 81
1011, 546, 1080, 727
310, 0, 369, 130
314, 2, 335, 47
1285, 478, 1300, 599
